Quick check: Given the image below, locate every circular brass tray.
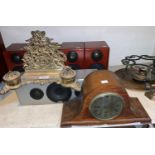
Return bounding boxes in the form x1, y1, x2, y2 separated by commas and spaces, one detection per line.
115, 68, 147, 90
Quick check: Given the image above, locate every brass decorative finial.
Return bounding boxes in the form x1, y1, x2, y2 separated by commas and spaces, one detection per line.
22, 30, 67, 71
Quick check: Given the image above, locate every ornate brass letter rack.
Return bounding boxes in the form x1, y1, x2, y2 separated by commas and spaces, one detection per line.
0, 30, 80, 95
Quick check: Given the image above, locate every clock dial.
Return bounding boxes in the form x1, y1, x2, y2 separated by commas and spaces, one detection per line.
89, 93, 124, 120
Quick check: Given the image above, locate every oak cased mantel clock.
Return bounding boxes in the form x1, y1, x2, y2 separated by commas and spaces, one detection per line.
61, 70, 151, 127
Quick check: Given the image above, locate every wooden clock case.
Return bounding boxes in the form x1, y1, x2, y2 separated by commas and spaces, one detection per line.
61, 70, 151, 127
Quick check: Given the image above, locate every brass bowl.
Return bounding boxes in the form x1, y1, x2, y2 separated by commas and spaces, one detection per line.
3, 71, 21, 86
129, 64, 148, 82
60, 67, 76, 84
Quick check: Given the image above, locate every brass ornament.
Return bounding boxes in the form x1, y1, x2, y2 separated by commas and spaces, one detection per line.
0, 71, 22, 94
23, 30, 67, 71
120, 55, 155, 101
0, 30, 81, 95
121, 55, 155, 82
60, 66, 76, 84
3, 71, 21, 86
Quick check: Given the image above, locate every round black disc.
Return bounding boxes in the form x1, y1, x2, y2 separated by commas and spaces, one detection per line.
74, 90, 81, 97
67, 51, 78, 63
11, 54, 23, 64
90, 63, 104, 70
30, 88, 44, 100
46, 83, 72, 102
91, 49, 103, 62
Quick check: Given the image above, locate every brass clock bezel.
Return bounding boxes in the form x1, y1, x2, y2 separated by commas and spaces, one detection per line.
89, 92, 124, 120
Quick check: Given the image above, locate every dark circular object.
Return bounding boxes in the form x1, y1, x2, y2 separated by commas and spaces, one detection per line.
89, 93, 124, 120
121, 59, 129, 65
67, 51, 78, 63
90, 63, 104, 70
91, 49, 103, 62
30, 88, 44, 100
69, 64, 80, 70
46, 83, 72, 102
74, 90, 81, 97
12, 66, 25, 72
11, 54, 23, 64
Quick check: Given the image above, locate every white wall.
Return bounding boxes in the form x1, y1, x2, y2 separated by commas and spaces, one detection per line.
1, 26, 155, 66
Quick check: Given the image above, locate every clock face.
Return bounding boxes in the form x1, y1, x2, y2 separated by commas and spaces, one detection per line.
89, 93, 124, 120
